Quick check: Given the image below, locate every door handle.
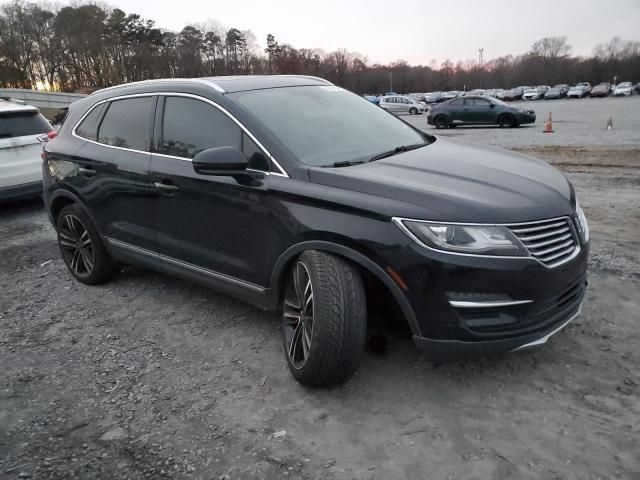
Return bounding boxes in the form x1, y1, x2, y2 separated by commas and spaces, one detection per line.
78, 166, 96, 175
154, 181, 179, 191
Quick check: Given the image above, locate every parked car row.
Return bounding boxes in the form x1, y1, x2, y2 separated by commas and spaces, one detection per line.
366, 80, 637, 106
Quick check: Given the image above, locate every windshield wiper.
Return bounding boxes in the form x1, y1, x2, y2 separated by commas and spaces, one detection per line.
368, 143, 426, 162
329, 160, 366, 168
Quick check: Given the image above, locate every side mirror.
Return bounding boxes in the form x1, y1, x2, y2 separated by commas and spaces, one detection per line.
192, 146, 248, 176
489, 103, 496, 108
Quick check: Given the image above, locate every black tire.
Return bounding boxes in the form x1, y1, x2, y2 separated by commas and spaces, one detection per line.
498, 113, 517, 128
281, 250, 366, 387
434, 115, 448, 129
409, 107, 418, 115
56, 204, 118, 285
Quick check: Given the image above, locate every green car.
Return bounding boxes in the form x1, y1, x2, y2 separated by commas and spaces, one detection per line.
427, 95, 536, 129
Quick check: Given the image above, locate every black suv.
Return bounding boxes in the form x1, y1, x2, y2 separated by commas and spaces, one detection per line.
43, 76, 589, 387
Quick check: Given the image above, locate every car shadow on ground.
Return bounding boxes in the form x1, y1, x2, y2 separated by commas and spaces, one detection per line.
0, 196, 44, 218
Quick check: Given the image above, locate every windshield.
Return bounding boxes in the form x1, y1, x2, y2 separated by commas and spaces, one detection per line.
231, 85, 430, 167
618, 82, 632, 87
490, 98, 508, 106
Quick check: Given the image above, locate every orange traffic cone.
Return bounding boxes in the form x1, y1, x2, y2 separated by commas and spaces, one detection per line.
543, 112, 554, 133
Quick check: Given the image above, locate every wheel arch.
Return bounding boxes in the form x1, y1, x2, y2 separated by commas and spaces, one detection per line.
49, 189, 82, 224
268, 240, 421, 336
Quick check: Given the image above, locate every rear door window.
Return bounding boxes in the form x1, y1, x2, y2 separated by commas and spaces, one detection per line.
98, 97, 152, 151
0, 111, 52, 139
159, 96, 241, 159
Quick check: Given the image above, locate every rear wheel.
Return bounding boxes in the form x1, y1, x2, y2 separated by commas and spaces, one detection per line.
56, 204, 118, 285
434, 115, 448, 129
282, 250, 366, 387
498, 113, 517, 128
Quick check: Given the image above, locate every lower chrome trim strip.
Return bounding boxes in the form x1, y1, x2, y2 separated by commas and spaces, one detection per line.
511, 304, 582, 351
450, 299, 533, 308
106, 237, 265, 292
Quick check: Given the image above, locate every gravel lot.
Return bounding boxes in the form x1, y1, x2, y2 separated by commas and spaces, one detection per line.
1, 98, 639, 480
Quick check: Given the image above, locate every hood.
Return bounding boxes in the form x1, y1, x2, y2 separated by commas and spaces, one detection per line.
308, 137, 574, 224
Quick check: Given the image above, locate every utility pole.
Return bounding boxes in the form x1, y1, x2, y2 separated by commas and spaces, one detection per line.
388, 72, 393, 93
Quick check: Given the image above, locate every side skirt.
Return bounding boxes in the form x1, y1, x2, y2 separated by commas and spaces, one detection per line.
105, 237, 273, 310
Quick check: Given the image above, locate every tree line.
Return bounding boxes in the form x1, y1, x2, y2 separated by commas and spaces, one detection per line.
1, 1, 639, 94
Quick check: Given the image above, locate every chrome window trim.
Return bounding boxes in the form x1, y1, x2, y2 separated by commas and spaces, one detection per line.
72, 91, 289, 177
392, 215, 581, 268
106, 237, 265, 292
71, 92, 157, 155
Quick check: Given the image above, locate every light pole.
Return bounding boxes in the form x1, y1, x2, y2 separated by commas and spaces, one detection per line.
388, 72, 393, 93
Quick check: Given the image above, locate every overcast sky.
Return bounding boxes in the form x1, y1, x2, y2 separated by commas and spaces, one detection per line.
58, 0, 640, 64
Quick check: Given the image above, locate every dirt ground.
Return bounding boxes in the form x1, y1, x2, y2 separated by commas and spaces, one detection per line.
1, 130, 639, 477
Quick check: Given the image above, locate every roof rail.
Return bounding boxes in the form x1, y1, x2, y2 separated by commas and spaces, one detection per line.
90, 78, 226, 96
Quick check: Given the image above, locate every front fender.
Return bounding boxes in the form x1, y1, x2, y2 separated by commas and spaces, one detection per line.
267, 240, 420, 336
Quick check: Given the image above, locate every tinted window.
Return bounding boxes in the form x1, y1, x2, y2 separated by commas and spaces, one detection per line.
449, 99, 464, 106
159, 96, 241, 159
0, 111, 51, 139
466, 98, 490, 106
75, 104, 104, 141
98, 97, 152, 150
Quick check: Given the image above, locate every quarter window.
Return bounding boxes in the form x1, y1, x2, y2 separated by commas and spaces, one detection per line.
75, 104, 104, 141
159, 96, 241, 159
98, 97, 152, 150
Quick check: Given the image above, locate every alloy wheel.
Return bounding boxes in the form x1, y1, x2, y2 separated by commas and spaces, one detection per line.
58, 214, 95, 276
283, 261, 314, 369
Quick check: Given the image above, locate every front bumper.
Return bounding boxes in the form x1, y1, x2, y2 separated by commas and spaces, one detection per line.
413, 293, 583, 360
385, 224, 589, 359
517, 113, 536, 124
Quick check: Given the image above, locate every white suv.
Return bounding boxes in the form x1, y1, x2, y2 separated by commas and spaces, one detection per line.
0, 99, 53, 201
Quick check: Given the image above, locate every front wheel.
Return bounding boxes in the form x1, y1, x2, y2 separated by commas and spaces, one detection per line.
498, 114, 517, 128
409, 107, 418, 115
282, 251, 366, 387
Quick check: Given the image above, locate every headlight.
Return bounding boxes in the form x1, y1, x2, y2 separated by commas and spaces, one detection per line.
575, 201, 589, 242
394, 219, 528, 256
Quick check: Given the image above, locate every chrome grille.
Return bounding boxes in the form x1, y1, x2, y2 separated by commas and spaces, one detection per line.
508, 217, 579, 267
